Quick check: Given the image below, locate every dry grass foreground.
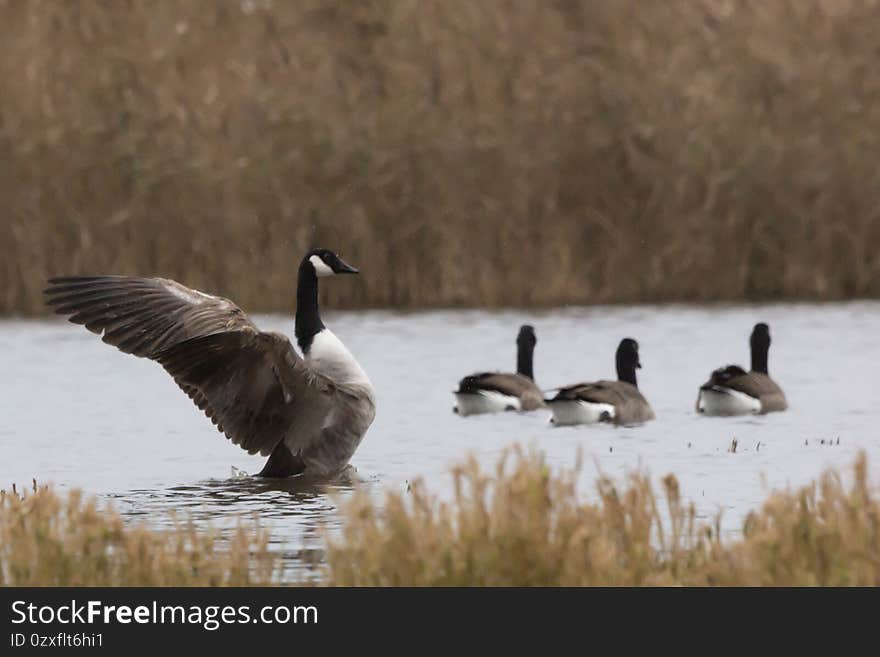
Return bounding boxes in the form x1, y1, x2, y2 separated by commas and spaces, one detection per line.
326, 449, 880, 586
2, 450, 878, 586
3, 0, 880, 315
0, 481, 278, 586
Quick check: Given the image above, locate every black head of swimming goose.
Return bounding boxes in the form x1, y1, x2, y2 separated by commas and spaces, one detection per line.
516, 324, 537, 381
615, 337, 642, 387
750, 322, 770, 375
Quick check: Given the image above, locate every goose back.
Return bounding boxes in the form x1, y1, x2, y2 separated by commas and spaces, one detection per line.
551, 380, 654, 425
699, 365, 787, 414
457, 372, 544, 412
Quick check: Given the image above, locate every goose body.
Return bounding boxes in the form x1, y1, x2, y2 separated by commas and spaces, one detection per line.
547, 338, 654, 427
454, 373, 543, 415
453, 325, 545, 416
545, 395, 616, 425
454, 386, 521, 415
45, 248, 375, 479
697, 323, 787, 416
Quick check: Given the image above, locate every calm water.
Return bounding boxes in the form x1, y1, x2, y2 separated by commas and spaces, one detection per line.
2, 302, 878, 581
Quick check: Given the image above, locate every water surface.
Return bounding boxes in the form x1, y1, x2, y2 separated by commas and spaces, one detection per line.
2, 303, 877, 581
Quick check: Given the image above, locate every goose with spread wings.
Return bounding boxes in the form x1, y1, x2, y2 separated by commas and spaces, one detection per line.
44, 248, 376, 479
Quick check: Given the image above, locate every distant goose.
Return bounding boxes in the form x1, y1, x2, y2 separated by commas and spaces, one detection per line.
45, 248, 376, 479
453, 325, 545, 416
697, 322, 787, 416
546, 338, 654, 426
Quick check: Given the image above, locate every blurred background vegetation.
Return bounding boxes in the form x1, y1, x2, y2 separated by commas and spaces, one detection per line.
2, 0, 880, 314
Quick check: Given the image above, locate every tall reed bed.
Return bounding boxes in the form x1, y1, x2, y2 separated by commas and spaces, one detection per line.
2, 0, 880, 314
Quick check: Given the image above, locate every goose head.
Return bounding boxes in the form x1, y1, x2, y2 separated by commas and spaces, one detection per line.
750, 322, 771, 350
516, 325, 537, 349
750, 322, 771, 374
616, 338, 642, 386
305, 248, 359, 278
617, 338, 642, 369
516, 324, 537, 380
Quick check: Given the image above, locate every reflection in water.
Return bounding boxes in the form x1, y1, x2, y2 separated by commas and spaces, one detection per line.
111, 473, 375, 583
2, 302, 879, 582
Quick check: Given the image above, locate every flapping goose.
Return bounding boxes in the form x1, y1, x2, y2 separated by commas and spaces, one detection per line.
546, 338, 654, 426
44, 248, 375, 479
453, 325, 545, 416
697, 322, 787, 416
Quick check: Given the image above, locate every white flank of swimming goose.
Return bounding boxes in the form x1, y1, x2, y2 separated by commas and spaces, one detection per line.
697, 322, 787, 416
453, 325, 545, 416
44, 248, 375, 479
547, 338, 655, 427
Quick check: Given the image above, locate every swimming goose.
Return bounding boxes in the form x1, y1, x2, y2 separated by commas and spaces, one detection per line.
546, 338, 654, 426
453, 325, 545, 416
697, 322, 787, 416
44, 248, 376, 479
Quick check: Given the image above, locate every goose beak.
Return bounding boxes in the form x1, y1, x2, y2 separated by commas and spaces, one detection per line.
334, 258, 359, 274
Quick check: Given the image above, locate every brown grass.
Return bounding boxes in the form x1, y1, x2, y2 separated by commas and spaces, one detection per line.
0, 481, 279, 586
3, 0, 880, 314
325, 448, 880, 586
2, 451, 878, 586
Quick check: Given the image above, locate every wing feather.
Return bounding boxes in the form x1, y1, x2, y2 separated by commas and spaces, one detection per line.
458, 372, 537, 397
45, 275, 336, 456
45, 276, 255, 357
154, 331, 334, 457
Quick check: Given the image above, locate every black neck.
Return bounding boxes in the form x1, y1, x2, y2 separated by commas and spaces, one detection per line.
295, 261, 324, 353
751, 343, 769, 374
517, 344, 535, 381
616, 359, 638, 387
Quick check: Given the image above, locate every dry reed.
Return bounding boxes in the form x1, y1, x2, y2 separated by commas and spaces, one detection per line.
2, 0, 880, 314
0, 481, 279, 586
325, 448, 880, 586
2, 451, 877, 586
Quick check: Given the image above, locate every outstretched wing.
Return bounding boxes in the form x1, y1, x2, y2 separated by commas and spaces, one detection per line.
154, 331, 335, 456
44, 275, 255, 357
45, 275, 335, 456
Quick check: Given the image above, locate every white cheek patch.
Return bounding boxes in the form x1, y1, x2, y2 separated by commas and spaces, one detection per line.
309, 255, 335, 278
